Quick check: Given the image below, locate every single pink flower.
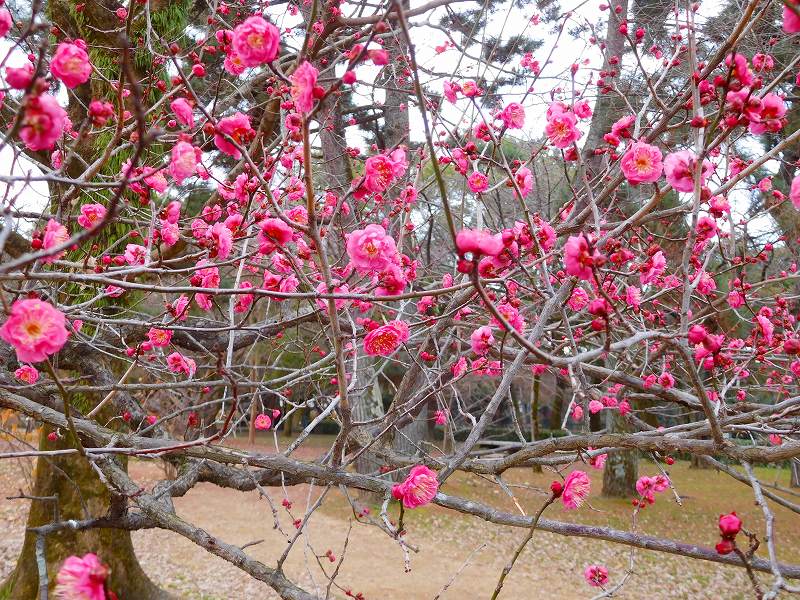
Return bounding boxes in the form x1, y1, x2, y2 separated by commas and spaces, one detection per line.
499, 102, 525, 129
170, 97, 194, 127
620, 141, 663, 184
21, 95, 67, 151
364, 320, 410, 356
50, 42, 92, 88
0, 8, 11, 37
77, 203, 107, 229
6, 64, 34, 89
470, 325, 495, 355
257, 217, 293, 254
434, 410, 447, 425
639, 250, 666, 285
362, 149, 407, 193
784, 1, 800, 33
514, 166, 534, 197
563, 235, 602, 281
147, 327, 173, 347
232, 16, 280, 67
664, 150, 712, 193
291, 61, 319, 114
41, 219, 69, 264
749, 93, 787, 134
791, 175, 800, 210
214, 112, 254, 158
166, 351, 197, 377
14, 364, 39, 384
54, 553, 108, 600
0, 299, 68, 364
467, 171, 489, 193
545, 109, 580, 148
561, 470, 590, 509
392, 465, 439, 508
346, 224, 398, 273
124, 243, 148, 266
455, 228, 503, 257
208, 222, 233, 259
170, 141, 199, 184
584, 564, 609, 587
254, 413, 272, 430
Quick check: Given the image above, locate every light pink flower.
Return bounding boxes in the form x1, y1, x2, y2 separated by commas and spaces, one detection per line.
346, 224, 398, 273
664, 150, 712, 193
561, 470, 590, 509
170, 98, 194, 127
452, 356, 468, 377
147, 327, 173, 347
50, 42, 92, 88
584, 564, 609, 587
455, 228, 503, 257
21, 95, 67, 151
208, 222, 233, 259
291, 61, 318, 113
545, 108, 580, 148
170, 141, 199, 184
392, 465, 439, 508
232, 16, 280, 67
254, 413, 272, 430
514, 166, 533, 197
363, 320, 410, 356
443, 80, 458, 103
124, 243, 148, 266
215, 112, 254, 158
42, 219, 69, 264
14, 364, 39, 384
620, 141, 663, 184
77, 204, 107, 229
791, 175, 800, 210
54, 553, 108, 600
0, 299, 68, 363
499, 102, 525, 129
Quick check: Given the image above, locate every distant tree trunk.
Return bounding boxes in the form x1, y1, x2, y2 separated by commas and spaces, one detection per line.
790, 460, 800, 487
1, 429, 169, 600
530, 377, 542, 472
602, 411, 638, 497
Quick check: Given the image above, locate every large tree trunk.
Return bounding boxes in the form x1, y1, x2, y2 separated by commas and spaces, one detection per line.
602, 411, 638, 497
790, 460, 800, 488
1, 430, 168, 599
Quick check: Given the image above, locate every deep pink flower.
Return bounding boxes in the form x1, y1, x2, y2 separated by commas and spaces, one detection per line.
21, 95, 67, 151
362, 149, 407, 193
784, 1, 800, 33
54, 553, 108, 600
257, 217, 293, 254
167, 352, 197, 377
664, 150, 712, 193
232, 16, 280, 67
639, 250, 666, 284
0, 299, 68, 363
170, 141, 199, 184
719, 512, 742, 538
170, 98, 194, 127
791, 175, 800, 209
346, 224, 398, 273
215, 112, 254, 158
14, 364, 39, 384
467, 171, 489, 193
391, 465, 439, 508
6, 64, 34, 89
514, 166, 533, 197
749, 93, 787, 134
77, 204, 107, 229
291, 61, 319, 114
42, 219, 69, 264
254, 413, 272, 430
620, 141, 663, 184
561, 470, 590, 509
470, 325, 495, 355
363, 320, 410, 356
564, 235, 601, 281
50, 42, 92, 88
584, 564, 609, 587
208, 222, 233, 259
499, 102, 525, 129
455, 228, 503, 257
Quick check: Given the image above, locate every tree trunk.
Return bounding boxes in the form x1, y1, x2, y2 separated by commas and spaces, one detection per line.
790, 460, 800, 487
602, 411, 638, 497
1, 430, 169, 599
530, 377, 542, 472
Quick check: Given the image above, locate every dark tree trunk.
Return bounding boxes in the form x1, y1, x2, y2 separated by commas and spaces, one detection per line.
1, 430, 169, 600
790, 461, 800, 487
602, 411, 638, 497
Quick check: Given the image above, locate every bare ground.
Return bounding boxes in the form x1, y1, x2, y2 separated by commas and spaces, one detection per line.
1, 434, 798, 599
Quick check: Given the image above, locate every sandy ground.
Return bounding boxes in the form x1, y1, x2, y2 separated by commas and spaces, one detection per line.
0, 436, 789, 599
